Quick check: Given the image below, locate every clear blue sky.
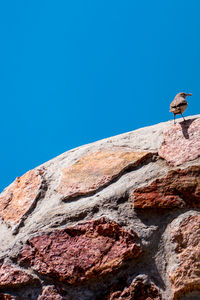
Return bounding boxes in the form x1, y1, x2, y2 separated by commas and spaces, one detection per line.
0, 1, 200, 192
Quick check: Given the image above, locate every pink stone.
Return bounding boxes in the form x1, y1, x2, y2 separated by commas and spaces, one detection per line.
0, 262, 34, 288
159, 118, 200, 166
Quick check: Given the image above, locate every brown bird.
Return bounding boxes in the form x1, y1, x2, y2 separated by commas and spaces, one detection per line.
170, 92, 192, 124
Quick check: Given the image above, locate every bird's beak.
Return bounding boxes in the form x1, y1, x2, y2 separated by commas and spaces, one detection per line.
186, 93, 192, 96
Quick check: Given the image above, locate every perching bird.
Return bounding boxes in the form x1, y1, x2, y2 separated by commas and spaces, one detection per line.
170, 92, 192, 124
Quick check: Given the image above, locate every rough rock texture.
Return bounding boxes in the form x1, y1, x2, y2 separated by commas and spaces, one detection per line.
19, 218, 141, 284
169, 214, 200, 300
132, 165, 200, 208
106, 277, 162, 300
159, 118, 200, 166
0, 115, 200, 300
38, 286, 66, 300
0, 262, 35, 288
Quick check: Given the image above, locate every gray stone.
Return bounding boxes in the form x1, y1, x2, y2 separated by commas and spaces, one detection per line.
0, 114, 199, 300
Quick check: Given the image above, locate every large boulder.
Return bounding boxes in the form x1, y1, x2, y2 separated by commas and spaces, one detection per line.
0, 115, 200, 300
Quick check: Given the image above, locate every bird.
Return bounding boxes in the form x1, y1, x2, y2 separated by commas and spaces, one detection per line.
170, 92, 192, 124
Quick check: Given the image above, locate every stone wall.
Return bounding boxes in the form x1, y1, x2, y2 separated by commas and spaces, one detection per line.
0, 115, 199, 300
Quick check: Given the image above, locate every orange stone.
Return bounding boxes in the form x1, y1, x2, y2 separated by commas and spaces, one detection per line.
0, 170, 43, 226
57, 149, 151, 200
170, 214, 200, 300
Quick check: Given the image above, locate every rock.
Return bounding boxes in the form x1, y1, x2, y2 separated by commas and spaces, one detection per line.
0, 170, 45, 229
158, 118, 200, 166
132, 165, 200, 208
0, 262, 35, 288
0, 115, 199, 299
19, 217, 141, 284
38, 286, 67, 300
107, 277, 161, 300
57, 149, 152, 200
169, 214, 200, 300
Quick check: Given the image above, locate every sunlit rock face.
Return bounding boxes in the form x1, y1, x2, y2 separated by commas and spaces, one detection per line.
0, 170, 46, 230
19, 218, 141, 284
158, 118, 200, 166
0, 115, 199, 300
56, 149, 152, 200
132, 165, 200, 209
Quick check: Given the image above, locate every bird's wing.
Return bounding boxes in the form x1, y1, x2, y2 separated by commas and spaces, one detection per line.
170, 98, 187, 109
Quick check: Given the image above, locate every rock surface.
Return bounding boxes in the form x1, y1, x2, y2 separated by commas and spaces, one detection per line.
158, 118, 200, 166
38, 286, 66, 300
169, 214, 200, 300
0, 262, 35, 288
0, 115, 199, 300
19, 217, 141, 284
0, 170, 45, 230
106, 276, 162, 300
132, 165, 200, 208
57, 149, 151, 200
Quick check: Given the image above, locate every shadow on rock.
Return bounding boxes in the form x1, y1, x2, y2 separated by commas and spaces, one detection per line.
180, 118, 197, 139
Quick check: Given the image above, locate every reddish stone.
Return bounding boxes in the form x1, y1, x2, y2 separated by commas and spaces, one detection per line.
57, 149, 152, 200
170, 214, 200, 300
107, 278, 161, 300
38, 286, 67, 300
0, 170, 43, 226
0, 262, 34, 288
19, 218, 141, 284
158, 118, 200, 166
132, 165, 200, 208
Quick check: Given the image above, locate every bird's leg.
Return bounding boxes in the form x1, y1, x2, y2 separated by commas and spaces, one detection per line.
181, 113, 185, 122
173, 114, 176, 124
